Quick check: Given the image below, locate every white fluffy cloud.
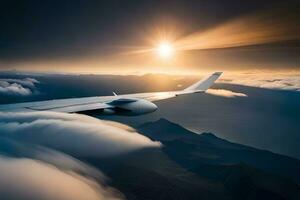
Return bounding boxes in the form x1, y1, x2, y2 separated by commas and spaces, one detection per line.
0, 78, 39, 96
0, 111, 160, 199
0, 137, 103, 178
0, 157, 91, 200
0, 138, 123, 200
221, 72, 300, 92
0, 112, 161, 157
0, 156, 122, 200
206, 89, 247, 98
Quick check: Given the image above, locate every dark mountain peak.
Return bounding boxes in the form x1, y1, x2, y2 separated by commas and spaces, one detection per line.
155, 118, 181, 126
141, 118, 188, 131
138, 118, 196, 141
139, 119, 248, 150
201, 132, 217, 138
156, 118, 172, 124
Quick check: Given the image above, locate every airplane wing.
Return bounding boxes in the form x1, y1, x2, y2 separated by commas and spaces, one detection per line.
0, 72, 222, 114
121, 72, 222, 101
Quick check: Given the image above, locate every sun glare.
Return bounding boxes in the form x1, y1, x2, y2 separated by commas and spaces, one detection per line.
157, 41, 173, 58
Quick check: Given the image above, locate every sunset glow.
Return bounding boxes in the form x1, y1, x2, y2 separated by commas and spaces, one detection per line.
157, 41, 174, 58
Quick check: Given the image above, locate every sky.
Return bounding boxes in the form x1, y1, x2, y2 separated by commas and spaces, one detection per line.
0, 0, 299, 74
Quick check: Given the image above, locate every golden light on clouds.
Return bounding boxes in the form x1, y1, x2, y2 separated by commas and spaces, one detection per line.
126, 6, 299, 53
114, 5, 299, 74
174, 7, 300, 51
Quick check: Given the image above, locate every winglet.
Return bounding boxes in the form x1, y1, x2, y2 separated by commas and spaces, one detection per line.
183, 72, 222, 92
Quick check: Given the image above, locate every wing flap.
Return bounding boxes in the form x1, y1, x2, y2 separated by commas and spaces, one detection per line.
26, 102, 113, 113
121, 92, 176, 102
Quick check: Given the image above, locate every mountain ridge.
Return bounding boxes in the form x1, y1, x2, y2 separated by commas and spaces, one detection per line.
138, 118, 300, 185
85, 118, 300, 200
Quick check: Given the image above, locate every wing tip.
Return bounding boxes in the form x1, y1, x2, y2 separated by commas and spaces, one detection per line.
213, 72, 223, 76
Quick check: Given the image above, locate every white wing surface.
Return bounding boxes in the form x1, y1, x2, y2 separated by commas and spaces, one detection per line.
0, 72, 222, 114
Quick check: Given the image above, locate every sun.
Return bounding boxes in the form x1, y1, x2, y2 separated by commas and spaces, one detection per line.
157, 41, 173, 58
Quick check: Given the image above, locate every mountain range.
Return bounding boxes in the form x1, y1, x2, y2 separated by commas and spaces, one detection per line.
84, 118, 300, 200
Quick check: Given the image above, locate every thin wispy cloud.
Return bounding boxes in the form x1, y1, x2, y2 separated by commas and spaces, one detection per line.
206, 89, 247, 98
174, 6, 300, 51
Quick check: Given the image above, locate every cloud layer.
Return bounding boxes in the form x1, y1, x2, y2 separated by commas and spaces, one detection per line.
221, 72, 300, 92
0, 78, 39, 96
0, 111, 161, 199
0, 111, 161, 157
0, 138, 123, 200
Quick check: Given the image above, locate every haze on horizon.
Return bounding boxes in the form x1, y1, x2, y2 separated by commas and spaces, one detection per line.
0, 0, 299, 75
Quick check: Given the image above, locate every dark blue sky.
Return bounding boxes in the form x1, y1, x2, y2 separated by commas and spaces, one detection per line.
0, 0, 297, 58
0, 0, 299, 73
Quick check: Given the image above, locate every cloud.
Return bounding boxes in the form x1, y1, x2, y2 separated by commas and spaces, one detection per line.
0, 137, 103, 179
0, 156, 122, 200
0, 111, 160, 199
0, 138, 123, 200
0, 78, 39, 88
0, 78, 39, 96
206, 89, 247, 98
221, 72, 300, 92
0, 112, 161, 157
174, 6, 300, 51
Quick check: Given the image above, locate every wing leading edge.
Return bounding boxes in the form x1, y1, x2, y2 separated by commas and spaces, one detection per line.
0, 72, 222, 113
